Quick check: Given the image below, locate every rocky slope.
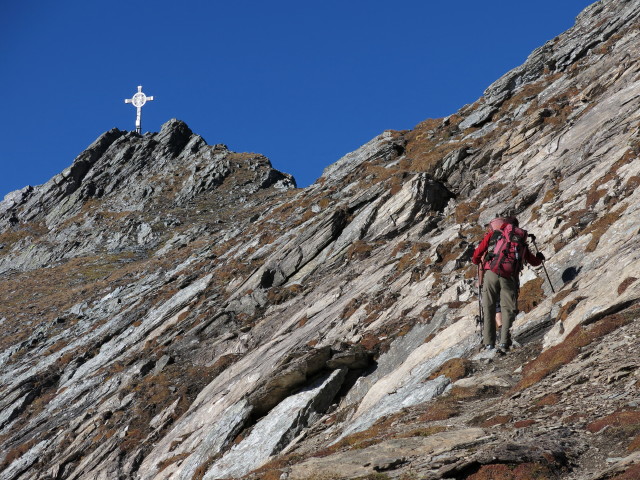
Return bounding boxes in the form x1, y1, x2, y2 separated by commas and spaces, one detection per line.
1, 0, 640, 479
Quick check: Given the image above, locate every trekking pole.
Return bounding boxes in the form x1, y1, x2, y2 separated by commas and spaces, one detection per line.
476, 264, 484, 341
528, 234, 556, 293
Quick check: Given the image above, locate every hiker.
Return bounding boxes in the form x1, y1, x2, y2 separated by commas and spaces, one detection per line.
472, 216, 544, 353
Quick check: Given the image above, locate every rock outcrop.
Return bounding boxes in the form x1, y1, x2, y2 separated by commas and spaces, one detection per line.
1, 1, 640, 479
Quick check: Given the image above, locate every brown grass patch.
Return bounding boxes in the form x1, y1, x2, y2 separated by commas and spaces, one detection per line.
552, 286, 576, 304
518, 277, 545, 313
544, 185, 561, 203
314, 417, 396, 456
0, 437, 40, 470
391, 240, 410, 257
314, 410, 448, 459
394, 426, 448, 439
585, 187, 607, 209
587, 409, 640, 433
610, 464, 640, 480
0, 253, 148, 354
403, 133, 465, 174
530, 185, 560, 222
536, 393, 561, 407
628, 435, 640, 452
299, 209, 316, 223
266, 284, 304, 305
359, 333, 381, 351
363, 292, 399, 324
395, 242, 431, 273
435, 238, 472, 267
455, 183, 507, 225
420, 384, 504, 424
514, 419, 536, 428
417, 402, 461, 423
341, 297, 364, 320
427, 358, 473, 382
513, 305, 638, 392
454, 200, 482, 225
557, 208, 589, 237
556, 296, 586, 323
0, 221, 49, 256
587, 409, 640, 453
481, 415, 512, 428
553, 239, 567, 253
562, 413, 585, 426
499, 81, 548, 113
361, 164, 403, 188
467, 463, 555, 480
624, 175, 640, 196
584, 209, 625, 253
462, 223, 486, 242
114, 359, 237, 455
346, 240, 376, 261
157, 452, 191, 473
247, 452, 306, 480
618, 277, 638, 296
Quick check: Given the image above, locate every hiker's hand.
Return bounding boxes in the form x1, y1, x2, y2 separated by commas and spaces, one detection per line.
536, 252, 545, 261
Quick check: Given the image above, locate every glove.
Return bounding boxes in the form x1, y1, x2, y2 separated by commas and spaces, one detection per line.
536, 252, 545, 261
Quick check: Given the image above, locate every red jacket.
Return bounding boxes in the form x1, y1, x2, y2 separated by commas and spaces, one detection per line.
472, 227, 542, 268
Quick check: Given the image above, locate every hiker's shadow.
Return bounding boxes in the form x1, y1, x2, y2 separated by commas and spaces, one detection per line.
561, 266, 581, 284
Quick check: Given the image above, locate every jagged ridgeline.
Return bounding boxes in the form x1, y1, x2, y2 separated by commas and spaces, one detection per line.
2, 1, 640, 479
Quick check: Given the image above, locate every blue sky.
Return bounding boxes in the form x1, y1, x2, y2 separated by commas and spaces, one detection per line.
1, 0, 595, 197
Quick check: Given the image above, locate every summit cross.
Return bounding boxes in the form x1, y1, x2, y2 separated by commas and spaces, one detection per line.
124, 85, 154, 134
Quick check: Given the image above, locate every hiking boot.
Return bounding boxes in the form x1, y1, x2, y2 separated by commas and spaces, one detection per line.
484, 344, 495, 350
498, 343, 509, 353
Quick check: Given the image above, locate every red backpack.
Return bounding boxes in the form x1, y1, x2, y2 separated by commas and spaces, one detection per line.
484, 223, 529, 278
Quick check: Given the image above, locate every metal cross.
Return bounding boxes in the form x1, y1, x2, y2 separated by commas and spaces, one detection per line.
124, 85, 154, 134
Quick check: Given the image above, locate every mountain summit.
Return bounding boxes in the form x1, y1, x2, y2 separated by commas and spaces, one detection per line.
2, 1, 640, 479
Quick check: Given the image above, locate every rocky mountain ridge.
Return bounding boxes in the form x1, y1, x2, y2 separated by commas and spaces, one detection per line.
1, 0, 640, 479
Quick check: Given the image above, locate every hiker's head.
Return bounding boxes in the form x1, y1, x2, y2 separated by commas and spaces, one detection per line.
504, 216, 519, 227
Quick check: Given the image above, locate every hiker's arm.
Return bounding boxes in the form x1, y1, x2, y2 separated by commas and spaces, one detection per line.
472, 232, 492, 265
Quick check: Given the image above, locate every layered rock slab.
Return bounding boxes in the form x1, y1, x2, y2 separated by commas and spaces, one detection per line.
203, 369, 347, 479
289, 428, 487, 479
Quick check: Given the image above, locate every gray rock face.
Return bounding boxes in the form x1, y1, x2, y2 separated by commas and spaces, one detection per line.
0, 118, 295, 275
154, 400, 252, 480
483, 0, 640, 105
203, 369, 346, 479
2, 2, 640, 480
289, 429, 488, 480
337, 375, 451, 443
458, 106, 496, 130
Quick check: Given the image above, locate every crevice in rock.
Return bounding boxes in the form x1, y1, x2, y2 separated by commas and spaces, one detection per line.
440, 443, 571, 480
259, 269, 276, 289
513, 313, 554, 345
582, 298, 639, 327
